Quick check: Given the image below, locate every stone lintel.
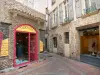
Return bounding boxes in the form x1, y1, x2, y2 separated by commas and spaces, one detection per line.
76, 22, 100, 31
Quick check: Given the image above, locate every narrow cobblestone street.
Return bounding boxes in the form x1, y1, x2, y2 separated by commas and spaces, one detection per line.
1, 53, 100, 75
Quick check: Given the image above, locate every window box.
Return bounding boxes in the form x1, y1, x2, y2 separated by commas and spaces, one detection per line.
85, 6, 97, 14
81, 10, 99, 18
81, 7, 99, 18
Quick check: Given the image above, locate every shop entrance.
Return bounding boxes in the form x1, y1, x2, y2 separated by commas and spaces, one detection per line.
14, 24, 38, 67
79, 27, 100, 67
80, 27, 99, 55
16, 32, 29, 65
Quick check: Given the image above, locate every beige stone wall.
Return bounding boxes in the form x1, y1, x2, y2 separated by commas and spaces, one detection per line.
70, 11, 100, 59
0, 57, 13, 70
49, 23, 71, 55
0, 0, 46, 69
0, 0, 46, 23
0, 0, 46, 59
49, 11, 100, 59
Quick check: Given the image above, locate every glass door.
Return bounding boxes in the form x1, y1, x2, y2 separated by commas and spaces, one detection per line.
30, 34, 36, 61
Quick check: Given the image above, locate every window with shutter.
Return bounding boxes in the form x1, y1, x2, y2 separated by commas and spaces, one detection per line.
84, 0, 97, 14
96, 0, 100, 9
64, 32, 69, 44
53, 37, 57, 48
75, 0, 82, 18
59, 3, 63, 24
56, 8, 58, 26
49, 13, 53, 28
68, 0, 74, 21
52, 0, 56, 6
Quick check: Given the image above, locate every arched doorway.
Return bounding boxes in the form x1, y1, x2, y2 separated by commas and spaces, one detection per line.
13, 24, 38, 67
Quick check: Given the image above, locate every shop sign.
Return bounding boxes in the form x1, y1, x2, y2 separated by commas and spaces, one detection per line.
16, 25, 36, 33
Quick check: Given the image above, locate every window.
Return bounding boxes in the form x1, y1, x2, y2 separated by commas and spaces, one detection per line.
85, 0, 90, 9
53, 9, 56, 25
90, 0, 96, 10
49, 13, 53, 28
85, 0, 97, 13
64, 32, 69, 44
53, 37, 57, 48
52, 0, 56, 6
75, 0, 82, 18
55, 8, 58, 26
28, 0, 34, 8
59, 3, 63, 24
65, 5, 67, 19
67, 0, 74, 21
53, 8, 58, 26
65, 4, 69, 22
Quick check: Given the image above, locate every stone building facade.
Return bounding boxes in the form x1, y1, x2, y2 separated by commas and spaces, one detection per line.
47, 0, 100, 60
0, 0, 46, 70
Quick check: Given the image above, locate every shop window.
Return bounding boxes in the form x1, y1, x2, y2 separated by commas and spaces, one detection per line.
53, 37, 57, 48
64, 32, 69, 44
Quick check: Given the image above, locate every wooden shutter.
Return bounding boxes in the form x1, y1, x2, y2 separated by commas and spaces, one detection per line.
96, 0, 100, 9
68, 0, 74, 20
75, 0, 82, 18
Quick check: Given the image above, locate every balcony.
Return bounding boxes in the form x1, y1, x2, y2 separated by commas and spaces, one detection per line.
81, 6, 99, 18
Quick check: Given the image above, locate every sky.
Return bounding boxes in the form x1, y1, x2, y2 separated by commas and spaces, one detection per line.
34, 0, 51, 14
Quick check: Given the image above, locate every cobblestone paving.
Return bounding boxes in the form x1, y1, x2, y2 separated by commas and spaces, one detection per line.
0, 53, 100, 75
19, 54, 100, 75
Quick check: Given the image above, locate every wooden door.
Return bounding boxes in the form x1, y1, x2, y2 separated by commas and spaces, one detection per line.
80, 36, 88, 54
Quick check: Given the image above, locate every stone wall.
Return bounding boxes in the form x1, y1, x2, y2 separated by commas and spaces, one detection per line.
0, 0, 46, 24
69, 11, 100, 59
49, 23, 71, 55
0, 22, 11, 39
0, 57, 13, 70
9, 14, 40, 59
0, 0, 46, 70
48, 11, 100, 59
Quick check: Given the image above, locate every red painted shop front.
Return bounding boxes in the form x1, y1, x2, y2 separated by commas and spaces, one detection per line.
13, 24, 38, 67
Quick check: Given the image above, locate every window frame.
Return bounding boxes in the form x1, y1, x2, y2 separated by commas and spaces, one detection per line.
64, 32, 69, 44
53, 37, 57, 48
